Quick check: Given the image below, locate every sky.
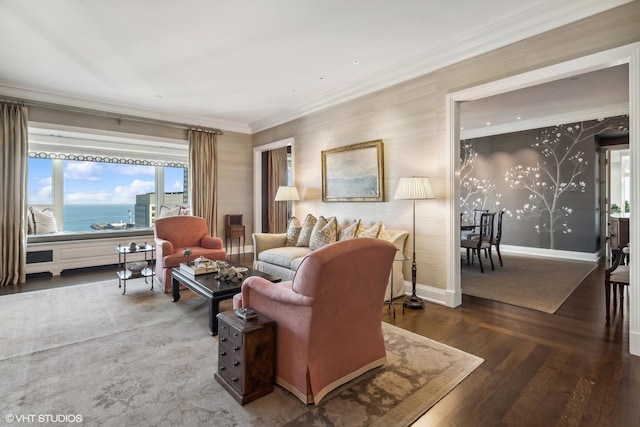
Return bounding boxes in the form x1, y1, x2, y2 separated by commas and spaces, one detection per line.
28, 158, 185, 205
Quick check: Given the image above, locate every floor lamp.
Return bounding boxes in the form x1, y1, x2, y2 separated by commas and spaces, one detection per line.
394, 177, 435, 309
274, 185, 300, 223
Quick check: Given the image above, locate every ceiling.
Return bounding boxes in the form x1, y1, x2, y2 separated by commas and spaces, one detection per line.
0, 0, 632, 134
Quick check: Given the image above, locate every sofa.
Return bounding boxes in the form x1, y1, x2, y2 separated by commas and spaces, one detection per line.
235, 237, 397, 404
252, 214, 409, 300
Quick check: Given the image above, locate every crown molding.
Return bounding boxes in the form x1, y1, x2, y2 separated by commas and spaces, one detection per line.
0, 83, 252, 134
460, 103, 629, 139
250, 0, 633, 133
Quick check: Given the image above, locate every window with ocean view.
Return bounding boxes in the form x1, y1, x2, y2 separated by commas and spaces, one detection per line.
27, 155, 188, 235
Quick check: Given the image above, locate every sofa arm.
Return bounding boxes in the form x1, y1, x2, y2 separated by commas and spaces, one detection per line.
200, 235, 223, 249
252, 233, 287, 259
241, 276, 313, 307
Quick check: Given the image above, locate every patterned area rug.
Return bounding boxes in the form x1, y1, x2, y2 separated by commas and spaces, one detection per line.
0, 280, 482, 426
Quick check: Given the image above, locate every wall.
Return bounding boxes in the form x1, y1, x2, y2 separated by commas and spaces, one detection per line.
461, 116, 629, 253
215, 131, 254, 244
252, 2, 640, 296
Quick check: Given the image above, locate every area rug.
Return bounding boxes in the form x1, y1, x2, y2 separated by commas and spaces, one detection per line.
0, 280, 483, 426
461, 253, 597, 313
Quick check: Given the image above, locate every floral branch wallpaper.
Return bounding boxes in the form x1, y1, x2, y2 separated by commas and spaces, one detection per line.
460, 115, 628, 252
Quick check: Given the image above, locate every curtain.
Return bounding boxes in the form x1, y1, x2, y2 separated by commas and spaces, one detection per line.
1, 104, 29, 286
268, 147, 288, 233
188, 130, 218, 236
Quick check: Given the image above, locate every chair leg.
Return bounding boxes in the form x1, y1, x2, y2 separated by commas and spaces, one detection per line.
619, 284, 626, 317
488, 247, 495, 271
495, 244, 503, 267
466, 248, 471, 265
477, 249, 484, 273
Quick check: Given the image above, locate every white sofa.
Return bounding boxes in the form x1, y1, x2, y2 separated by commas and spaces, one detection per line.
252, 228, 409, 300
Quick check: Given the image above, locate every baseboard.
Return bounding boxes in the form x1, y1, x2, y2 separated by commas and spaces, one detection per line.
630, 330, 640, 357
500, 245, 599, 262
401, 280, 452, 307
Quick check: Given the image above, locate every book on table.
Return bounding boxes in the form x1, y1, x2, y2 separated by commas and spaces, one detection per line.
179, 259, 218, 276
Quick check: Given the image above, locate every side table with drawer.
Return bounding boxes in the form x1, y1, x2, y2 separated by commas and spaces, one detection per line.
214, 310, 276, 405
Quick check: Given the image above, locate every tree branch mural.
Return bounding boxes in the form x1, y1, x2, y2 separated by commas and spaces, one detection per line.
505, 117, 628, 248
460, 140, 501, 222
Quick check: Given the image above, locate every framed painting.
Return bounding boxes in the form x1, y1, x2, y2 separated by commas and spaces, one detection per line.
322, 140, 384, 202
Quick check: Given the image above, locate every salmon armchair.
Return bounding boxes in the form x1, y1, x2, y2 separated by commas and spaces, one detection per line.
154, 216, 226, 293
234, 238, 396, 404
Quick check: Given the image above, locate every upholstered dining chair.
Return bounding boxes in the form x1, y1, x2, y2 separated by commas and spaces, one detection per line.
233, 238, 396, 404
605, 248, 630, 321
154, 216, 227, 292
461, 212, 495, 273
466, 210, 504, 267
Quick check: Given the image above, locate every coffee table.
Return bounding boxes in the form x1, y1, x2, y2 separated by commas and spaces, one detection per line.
171, 263, 280, 336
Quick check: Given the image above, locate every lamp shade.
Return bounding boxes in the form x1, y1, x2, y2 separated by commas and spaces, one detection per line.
274, 186, 300, 201
394, 177, 435, 200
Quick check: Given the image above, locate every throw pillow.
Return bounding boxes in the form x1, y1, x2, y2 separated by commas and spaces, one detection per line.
30, 207, 58, 235
357, 221, 382, 238
296, 214, 317, 247
158, 205, 182, 218
284, 217, 302, 246
377, 222, 392, 241
338, 220, 360, 240
27, 210, 34, 235
309, 216, 337, 250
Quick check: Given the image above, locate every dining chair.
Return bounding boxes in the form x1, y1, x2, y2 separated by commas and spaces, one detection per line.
461, 212, 495, 273
605, 248, 630, 321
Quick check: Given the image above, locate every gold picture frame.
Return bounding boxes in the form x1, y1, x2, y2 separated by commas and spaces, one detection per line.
321, 140, 384, 202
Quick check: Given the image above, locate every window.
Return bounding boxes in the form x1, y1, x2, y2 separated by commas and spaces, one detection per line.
27, 154, 188, 235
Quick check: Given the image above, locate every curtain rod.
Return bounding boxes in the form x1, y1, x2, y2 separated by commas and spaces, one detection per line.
0, 96, 224, 135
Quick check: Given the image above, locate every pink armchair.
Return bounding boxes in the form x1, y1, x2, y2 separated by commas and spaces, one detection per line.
154, 216, 226, 293
234, 238, 396, 404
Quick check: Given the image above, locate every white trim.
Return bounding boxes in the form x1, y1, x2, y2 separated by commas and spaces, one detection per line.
446, 93, 462, 308
448, 42, 640, 356
461, 103, 629, 140
628, 44, 640, 356
0, 84, 251, 134
253, 138, 295, 234
28, 122, 189, 162
499, 245, 599, 263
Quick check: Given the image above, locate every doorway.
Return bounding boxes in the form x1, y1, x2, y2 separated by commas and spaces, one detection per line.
599, 136, 630, 258
252, 137, 295, 234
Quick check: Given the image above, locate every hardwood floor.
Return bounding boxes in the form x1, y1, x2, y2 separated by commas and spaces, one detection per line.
3, 253, 636, 426
397, 259, 639, 427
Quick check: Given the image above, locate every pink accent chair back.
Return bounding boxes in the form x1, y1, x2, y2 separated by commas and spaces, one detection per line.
154, 216, 226, 292
237, 237, 396, 404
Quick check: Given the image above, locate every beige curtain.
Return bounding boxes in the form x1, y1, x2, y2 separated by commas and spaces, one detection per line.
268, 147, 288, 233
188, 130, 218, 236
1, 103, 29, 286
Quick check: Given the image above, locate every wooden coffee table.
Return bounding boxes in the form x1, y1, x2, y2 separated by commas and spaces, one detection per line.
171, 263, 280, 336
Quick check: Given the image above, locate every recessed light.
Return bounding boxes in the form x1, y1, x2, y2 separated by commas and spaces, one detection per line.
354, 60, 360, 65
517, 116, 522, 120
486, 122, 491, 126
320, 77, 324, 80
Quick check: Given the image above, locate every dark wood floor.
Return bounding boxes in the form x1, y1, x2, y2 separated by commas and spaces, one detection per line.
3, 253, 637, 426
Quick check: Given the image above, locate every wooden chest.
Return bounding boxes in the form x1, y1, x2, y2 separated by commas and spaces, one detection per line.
214, 310, 275, 405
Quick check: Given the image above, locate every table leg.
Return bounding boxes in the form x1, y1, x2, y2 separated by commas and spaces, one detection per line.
172, 276, 181, 302
209, 298, 221, 336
